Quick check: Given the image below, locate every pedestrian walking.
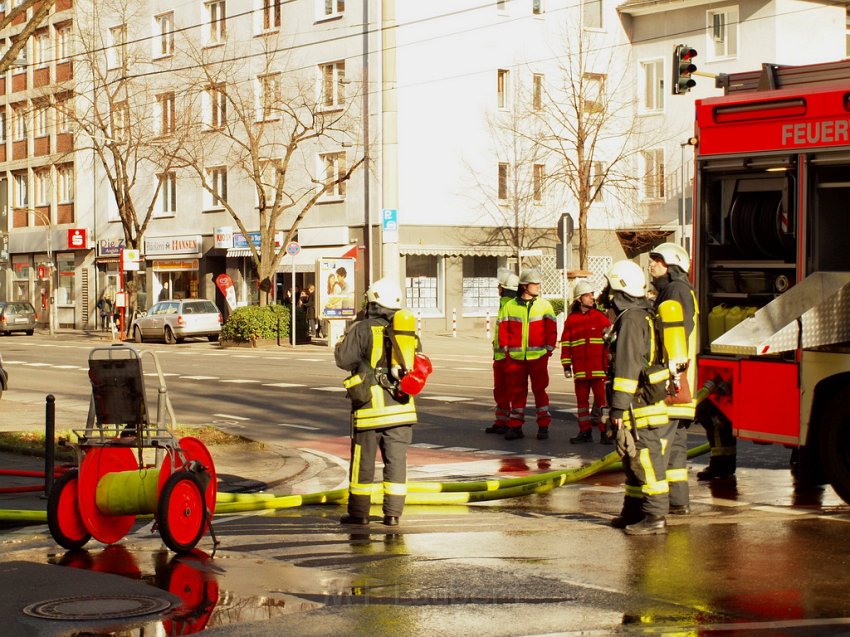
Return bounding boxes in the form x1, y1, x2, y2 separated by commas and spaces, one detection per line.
648, 242, 700, 514
560, 281, 611, 444
496, 268, 557, 440
334, 278, 423, 527
485, 268, 519, 435
602, 260, 674, 535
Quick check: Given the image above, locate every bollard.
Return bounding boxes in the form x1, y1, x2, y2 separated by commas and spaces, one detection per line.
44, 394, 55, 498
417, 311, 422, 336
485, 311, 491, 341
452, 309, 457, 337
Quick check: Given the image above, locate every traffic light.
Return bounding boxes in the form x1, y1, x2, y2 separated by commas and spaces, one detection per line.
672, 44, 698, 95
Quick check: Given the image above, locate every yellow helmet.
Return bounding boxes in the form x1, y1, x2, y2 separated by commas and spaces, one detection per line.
605, 260, 646, 298
649, 242, 690, 273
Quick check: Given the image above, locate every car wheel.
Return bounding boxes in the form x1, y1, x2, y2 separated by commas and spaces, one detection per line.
164, 327, 177, 345
25, 330, 34, 336
134, 326, 144, 343
208, 334, 219, 342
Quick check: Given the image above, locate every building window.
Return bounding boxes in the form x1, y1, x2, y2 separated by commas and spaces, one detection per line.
320, 61, 345, 109
320, 152, 346, 199
57, 165, 74, 203
56, 23, 71, 62
532, 0, 543, 15
532, 73, 544, 110
157, 171, 177, 215
320, 0, 344, 19
707, 7, 738, 60
583, 73, 605, 113
56, 99, 72, 134
0, 110, 6, 143
532, 163, 545, 202
33, 103, 48, 137
262, 0, 281, 32
640, 59, 664, 112
155, 12, 175, 57
206, 1, 226, 44
108, 24, 127, 69
111, 101, 128, 142
582, 0, 602, 29
206, 83, 227, 129
157, 92, 175, 135
497, 69, 509, 109
33, 30, 49, 68
258, 73, 280, 121
498, 162, 509, 200
259, 159, 281, 207
34, 169, 51, 206
405, 255, 441, 313
206, 166, 227, 209
12, 104, 26, 140
641, 149, 665, 200
462, 256, 499, 314
13, 173, 27, 208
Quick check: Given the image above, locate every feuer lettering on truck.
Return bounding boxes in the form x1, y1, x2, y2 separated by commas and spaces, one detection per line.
781, 119, 850, 146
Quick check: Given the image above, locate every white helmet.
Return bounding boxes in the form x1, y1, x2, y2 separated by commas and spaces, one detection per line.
519, 268, 543, 285
573, 280, 594, 299
503, 273, 519, 291
649, 242, 690, 273
367, 278, 402, 310
605, 260, 646, 298
496, 267, 511, 287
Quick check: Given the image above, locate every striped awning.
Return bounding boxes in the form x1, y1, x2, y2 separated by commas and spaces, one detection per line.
399, 244, 516, 257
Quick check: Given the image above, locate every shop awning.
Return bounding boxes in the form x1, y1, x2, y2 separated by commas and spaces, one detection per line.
276, 244, 358, 273
225, 248, 255, 258
399, 244, 516, 257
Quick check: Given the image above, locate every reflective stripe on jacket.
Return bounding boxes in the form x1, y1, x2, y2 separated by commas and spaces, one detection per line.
559, 307, 610, 379
493, 295, 513, 361
496, 296, 557, 361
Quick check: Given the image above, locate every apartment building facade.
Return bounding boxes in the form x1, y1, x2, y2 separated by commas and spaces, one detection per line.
0, 0, 845, 332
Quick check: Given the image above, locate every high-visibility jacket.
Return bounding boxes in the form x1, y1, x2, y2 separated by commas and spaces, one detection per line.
607, 295, 670, 429
653, 271, 699, 420
559, 306, 610, 380
335, 312, 418, 430
493, 293, 516, 361
497, 296, 557, 361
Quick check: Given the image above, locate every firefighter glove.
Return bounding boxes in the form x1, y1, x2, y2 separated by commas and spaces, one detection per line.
615, 427, 637, 459
563, 366, 573, 379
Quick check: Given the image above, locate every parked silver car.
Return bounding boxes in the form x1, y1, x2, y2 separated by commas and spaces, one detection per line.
0, 301, 37, 336
132, 299, 222, 344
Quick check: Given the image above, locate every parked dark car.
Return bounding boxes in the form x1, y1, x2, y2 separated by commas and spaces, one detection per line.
0, 352, 7, 398
0, 301, 37, 336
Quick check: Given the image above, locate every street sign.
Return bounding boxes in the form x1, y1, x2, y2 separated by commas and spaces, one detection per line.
286, 241, 301, 256
382, 208, 398, 232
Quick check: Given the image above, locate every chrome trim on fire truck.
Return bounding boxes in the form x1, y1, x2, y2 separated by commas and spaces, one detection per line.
735, 429, 800, 445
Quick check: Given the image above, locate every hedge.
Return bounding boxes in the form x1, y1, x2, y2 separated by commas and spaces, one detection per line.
221, 304, 310, 344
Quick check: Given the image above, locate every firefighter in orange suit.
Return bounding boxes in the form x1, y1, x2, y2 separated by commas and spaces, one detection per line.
561, 280, 611, 444
496, 268, 558, 440
486, 269, 519, 435
648, 242, 700, 514
335, 278, 420, 528
603, 260, 674, 536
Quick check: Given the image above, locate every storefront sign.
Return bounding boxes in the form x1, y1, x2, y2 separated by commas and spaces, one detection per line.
215, 274, 237, 311
98, 238, 126, 257
144, 235, 202, 257
232, 231, 284, 248
67, 228, 87, 249
152, 260, 199, 271
214, 227, 233, 249
122, 249, 141, 271
319, 257, 356, 319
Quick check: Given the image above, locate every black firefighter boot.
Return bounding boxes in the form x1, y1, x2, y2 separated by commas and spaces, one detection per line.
624, 515, 667, 536
570, 429, 593, 444
696, 456, 736, 481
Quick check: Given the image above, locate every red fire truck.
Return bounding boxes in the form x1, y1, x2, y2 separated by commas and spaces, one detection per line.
693, 60, 850, 504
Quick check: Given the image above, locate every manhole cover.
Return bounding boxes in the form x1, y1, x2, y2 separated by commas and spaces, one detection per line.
23, 595, 173, 620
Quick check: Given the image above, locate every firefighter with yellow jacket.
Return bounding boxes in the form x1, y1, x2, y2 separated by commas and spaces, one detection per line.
603, 260, 675, 536
335, 278, 426, 527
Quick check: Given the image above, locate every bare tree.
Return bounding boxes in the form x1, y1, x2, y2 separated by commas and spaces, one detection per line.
0, 0, 55, 75
176, 39, 365, 303
535, 25, 663, 269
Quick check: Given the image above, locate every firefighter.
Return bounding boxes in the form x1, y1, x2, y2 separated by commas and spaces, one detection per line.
695, 401, 737, 480
603, 260, 675, 535
648, 242, 700, 514
335, 278, 421, 527
496, 268, 558, 440
560, 280, 611, 444
486, 269, 519, 435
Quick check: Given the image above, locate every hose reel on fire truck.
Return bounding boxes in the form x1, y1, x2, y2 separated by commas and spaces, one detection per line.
728, 190, 795, 261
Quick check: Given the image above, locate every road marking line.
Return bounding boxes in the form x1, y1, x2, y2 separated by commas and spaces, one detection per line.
22, 363, 51, 367
315, 386, 346, 392
52, 365, 79, 369
263, 383, 305, 388
753, 505, 810, 516
277, 423, 320, 430
453, 367, 486, 371
296, 358, 325, 362
220, 379, 260, 384
438, 446, 478, 452
692, 497, 749, 508
419, 395, 472, 402
144, 372, 178, 377
213, 413, 250, 421
232, 355, 258, 358
181, 376, 220, 380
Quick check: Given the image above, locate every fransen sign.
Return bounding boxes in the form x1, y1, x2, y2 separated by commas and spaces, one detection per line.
143, 235, 203, 257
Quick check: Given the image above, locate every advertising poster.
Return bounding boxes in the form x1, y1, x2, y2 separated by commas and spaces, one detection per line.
319, 257, 356, 319
215, 273, 237, 311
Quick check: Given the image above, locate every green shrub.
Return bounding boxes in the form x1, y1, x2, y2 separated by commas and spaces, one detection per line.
549, 298, 565, 316
221, 304, 310, 343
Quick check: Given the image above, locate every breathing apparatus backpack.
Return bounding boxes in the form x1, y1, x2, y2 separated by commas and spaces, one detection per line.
384, 309, 433, 399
